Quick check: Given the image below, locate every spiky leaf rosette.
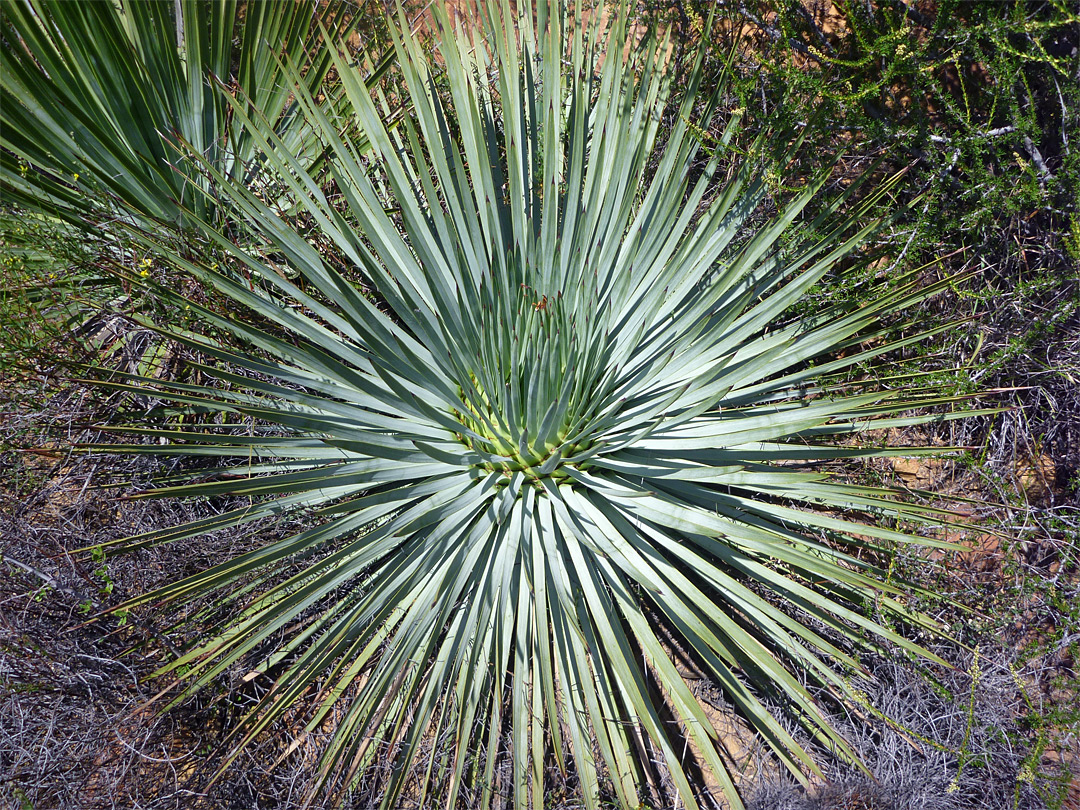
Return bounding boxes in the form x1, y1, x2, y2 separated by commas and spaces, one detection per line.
90, 3, 983, 809
0, 0, 375, 227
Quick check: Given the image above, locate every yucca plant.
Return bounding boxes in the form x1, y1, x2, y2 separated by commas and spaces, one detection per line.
85, 2, 987, 808
0, 0, 393, 396
0, 0, 380, 228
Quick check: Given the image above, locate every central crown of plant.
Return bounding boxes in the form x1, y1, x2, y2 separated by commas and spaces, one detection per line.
452, 287, 595, 483
84, 3, 980, 810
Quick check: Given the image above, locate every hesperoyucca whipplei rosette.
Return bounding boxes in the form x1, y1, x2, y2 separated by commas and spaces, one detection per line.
82, 2, 986, 808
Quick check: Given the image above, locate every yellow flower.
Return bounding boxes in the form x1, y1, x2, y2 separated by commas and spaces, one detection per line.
139, 269, 150, 278
73, 172, 79, 182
